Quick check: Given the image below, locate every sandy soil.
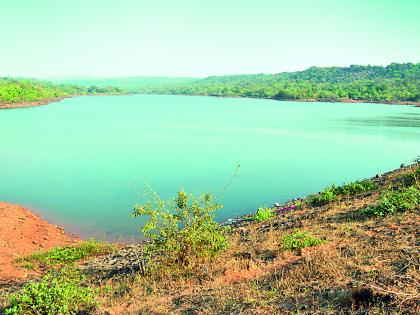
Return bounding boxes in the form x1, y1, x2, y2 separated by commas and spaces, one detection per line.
0, 202, 79, 284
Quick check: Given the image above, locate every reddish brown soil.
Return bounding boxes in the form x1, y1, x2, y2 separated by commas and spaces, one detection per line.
0, 97, 66, 109
0, 202, 79, 283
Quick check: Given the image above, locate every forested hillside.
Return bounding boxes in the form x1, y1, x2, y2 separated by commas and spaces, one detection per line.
0, 78, 122, 104
48, 77, 198, 91
138, 63, 420, 103
2, 63, 419, 106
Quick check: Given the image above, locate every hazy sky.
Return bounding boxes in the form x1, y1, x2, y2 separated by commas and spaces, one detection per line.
1, 0, 419, 78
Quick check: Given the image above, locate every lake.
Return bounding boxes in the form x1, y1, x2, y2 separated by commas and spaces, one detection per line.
1, 95, 419, 240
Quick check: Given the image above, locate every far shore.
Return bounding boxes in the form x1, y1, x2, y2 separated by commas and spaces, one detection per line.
0, 93, 128, 109
138, 93, 420, 106
1, 94, 419, 109
0, 97, 69, 109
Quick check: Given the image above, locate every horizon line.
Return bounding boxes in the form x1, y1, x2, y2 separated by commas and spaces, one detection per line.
2, 61, 419, 80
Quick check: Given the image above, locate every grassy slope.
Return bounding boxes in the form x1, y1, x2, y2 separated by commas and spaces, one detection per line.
1, 164, 419, 314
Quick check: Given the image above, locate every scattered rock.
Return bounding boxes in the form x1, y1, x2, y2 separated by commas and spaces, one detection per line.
80, 244, 148, 279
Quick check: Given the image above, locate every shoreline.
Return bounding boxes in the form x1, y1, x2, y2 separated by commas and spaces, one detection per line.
0, 202, 79, 283
0, 96, 71, 109
1, 163, 417, 283
141, 93, 420, 106
0, 93, 128, 109
1, 163, 418, 313
1, 94, 419, 109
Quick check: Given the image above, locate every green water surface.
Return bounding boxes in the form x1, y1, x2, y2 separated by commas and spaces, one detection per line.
1, 95, 419, 240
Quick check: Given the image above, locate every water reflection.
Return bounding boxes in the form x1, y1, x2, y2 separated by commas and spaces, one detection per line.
339, 114, 420, 128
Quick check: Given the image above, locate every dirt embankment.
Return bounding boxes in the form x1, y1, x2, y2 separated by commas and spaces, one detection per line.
0, 97, 70, 109
0, 202, 79, 283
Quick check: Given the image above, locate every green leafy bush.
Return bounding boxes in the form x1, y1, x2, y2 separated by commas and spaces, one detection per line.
361, 186, 420, 217
308, 186, 338, 206
4, 269, 97, 315
17, 240, 115, 265
308, 179, 376, 207
131, 191, 228, 266
335, 179, 377, 195
252, 207, 274, 222
281, 231, 324, 251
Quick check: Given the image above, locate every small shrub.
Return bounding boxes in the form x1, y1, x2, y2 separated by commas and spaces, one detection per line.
20, 262, 35, 270
308, 186, 338, 206
4, 269, 97, 315
281, 231, 324, 251
403, 167, 420, 186
252, 207, 274, 222
308, 179, 377, 207
361, 186, 420, 217
336, 179, 377, 195
131, 191, 228, 266
18, 240, 115, 265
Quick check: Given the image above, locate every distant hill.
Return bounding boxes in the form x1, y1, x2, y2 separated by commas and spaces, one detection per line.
47, 77, 198, 91
2, 63, 419, 106
137, 63, 420, 103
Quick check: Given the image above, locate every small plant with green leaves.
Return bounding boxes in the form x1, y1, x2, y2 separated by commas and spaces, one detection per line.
404, 167, 420, 187
252, 207, 275, 222
131, 191, 228, 266
335, 179, 377, 196
308, 186, 338, 206
19, 262, 35, 270
308, 179, 377, 207
4, 269, 97, 315
17, 240, 115, 266
281, 231, 324, 251
361, 186, 420, 217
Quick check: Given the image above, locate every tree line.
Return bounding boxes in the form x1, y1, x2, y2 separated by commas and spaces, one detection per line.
1, 63, 419, 104
0, 78, 122, 104
137, 63, 420, 103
